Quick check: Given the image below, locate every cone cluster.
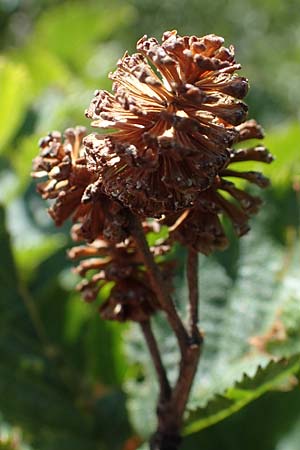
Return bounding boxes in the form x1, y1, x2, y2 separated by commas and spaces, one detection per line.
32, 31, 273, 311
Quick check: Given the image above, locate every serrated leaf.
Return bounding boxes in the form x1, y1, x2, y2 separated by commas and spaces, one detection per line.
184, 354, 300, 435
0, 204, 131, 449
190, 227, 284, 408
125, 226, 300, 438
0, 205, 85, 441
251, 240, 300, 357
187, 232, 300, 434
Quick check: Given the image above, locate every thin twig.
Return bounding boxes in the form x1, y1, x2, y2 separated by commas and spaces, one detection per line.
128, 212, 189, 356
140, 320, 171, 402
187, 248, 200, 341
172, 249, 202, 424
172, 343, 201, 423
128, 212, 202, 448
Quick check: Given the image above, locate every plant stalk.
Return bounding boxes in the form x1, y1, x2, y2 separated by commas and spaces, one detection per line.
172, 249, 202, 421
128, 212, 189, 357
140, 320, 171, 403
187, 248, 200, 341
129, 214, 202, 450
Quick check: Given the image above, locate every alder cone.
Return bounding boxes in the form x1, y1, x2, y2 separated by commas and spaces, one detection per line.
32, 127, 91, 225
31, 126, 129, 244
68, 222, 173, 318
169, 120, 274, 254
85, 31, 249, 218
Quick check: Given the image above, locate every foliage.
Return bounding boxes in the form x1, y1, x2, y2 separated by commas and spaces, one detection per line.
0, 1, 300, 449
126, 228, 300, 443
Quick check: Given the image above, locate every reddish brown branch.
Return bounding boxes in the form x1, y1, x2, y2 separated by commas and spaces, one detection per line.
140, 320, 171, 403
187, 249, 199, 340
128, 213, 202, 449
128, 212, 189, 357
171, 249, 202, 422
172, 342, 202, 423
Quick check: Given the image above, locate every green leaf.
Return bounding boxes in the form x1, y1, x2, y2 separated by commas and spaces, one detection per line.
125, 306, 185, 436
190, 228, 284, 406
14, 234, 66, 282
125, 225, 300, 438
0, 60, 32, 154
183, 354, 300, 435
0, 415, 32, 450
186, 232, 300, 435
32, 2, 135, 75
263, 123, 300, 185
15, 46, 71, 94
0, 204, 82, 440
276, 417, 300, 450
232, 123, 300, 187
83, 316, 127, 386
0, 203, 130, 449
0, 203, 28, 327
254, 240, 300, 357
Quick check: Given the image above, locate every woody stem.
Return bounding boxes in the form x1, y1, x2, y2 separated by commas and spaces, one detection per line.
187, 248, 200, 340
140, 320, 171, 403
171, 249, 202, 426
128, 212, 189, 357
128, 213, 202, 449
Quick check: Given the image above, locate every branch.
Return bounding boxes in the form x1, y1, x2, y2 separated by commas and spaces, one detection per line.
128, 212, 189, 356
172, 342, 201, 423
187, 248, 200, 341
140, 320, 171, 403
128, 213, 202, 448
172, 249, 203, 423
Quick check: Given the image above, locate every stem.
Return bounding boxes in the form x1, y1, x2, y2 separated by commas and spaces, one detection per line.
128, 212, 202, 449
150, 427, 182, 450
140, 320, 171, 402
172, 343, 201, 422
128, 212, 189, 356
187, 249, 199, 340
172, 249, 202, 424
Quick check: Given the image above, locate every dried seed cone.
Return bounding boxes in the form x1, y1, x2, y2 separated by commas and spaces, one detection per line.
170, 120, 274, 254
32, 126, 90, 225
68, 223, 173, 322
32, 126, 129, 243
85, 31, 249, 217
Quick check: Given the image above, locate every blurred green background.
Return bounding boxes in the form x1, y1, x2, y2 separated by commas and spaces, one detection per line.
1, 0, 300, 449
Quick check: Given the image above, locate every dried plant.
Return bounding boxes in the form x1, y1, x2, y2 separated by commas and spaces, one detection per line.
32, 31, 273, 450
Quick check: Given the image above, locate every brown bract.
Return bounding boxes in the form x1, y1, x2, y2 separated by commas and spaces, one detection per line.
68, 223, 173, 322
169, 120, 274, 255
31, 126, 129, 243
84, 30, 249, 217
32, 126, 90, 224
